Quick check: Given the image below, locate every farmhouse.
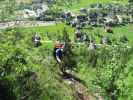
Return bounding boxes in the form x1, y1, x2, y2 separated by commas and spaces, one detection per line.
23, 9, 37, 18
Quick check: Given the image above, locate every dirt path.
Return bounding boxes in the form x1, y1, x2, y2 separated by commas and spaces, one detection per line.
61, 72, 102, 100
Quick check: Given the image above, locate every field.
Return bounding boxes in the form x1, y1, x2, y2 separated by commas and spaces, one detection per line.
82, 24, 133, 45
19, 23, 133, 46
53, 0, 128, 10
21, 23, 75, 41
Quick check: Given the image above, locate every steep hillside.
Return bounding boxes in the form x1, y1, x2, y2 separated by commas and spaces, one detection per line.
50, 0, 128, 10
0, 0, 133, 100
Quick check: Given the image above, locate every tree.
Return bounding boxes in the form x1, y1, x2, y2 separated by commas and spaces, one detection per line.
62, 28, 76, 72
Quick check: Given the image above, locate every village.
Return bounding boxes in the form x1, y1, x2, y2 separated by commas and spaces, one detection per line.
28, 2, 133, 50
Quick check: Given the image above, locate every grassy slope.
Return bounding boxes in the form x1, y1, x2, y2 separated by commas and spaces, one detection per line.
21, 23, 75, 41
20, 22, 133, 86
72, 0, 128, 10
0, 26, 75, 100
3, 22, 132, 99
53, 0, 128, 11
82, 24, 133, 45
21, 23, 133, 45
0, 0, 132, 99
113, 24, 133, 45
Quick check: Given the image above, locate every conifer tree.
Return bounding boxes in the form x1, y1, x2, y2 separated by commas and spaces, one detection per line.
62, 28, 76, 72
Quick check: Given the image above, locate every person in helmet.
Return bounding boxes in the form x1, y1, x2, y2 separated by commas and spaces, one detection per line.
75, 27, 82, 39
54, 42, 65, 63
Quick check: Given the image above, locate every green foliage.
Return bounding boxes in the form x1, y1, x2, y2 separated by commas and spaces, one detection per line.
49, 0, 128, 10
94, 45, 133, 100
62, 28, 77, 70
0, 22, 133, 100
116, 63, 133, 100
0, 27, 74, 100
119, 35, 128, 43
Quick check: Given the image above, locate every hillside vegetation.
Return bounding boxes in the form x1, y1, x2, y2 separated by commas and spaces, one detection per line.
50, 0, 128, 10
1, 24, 133, 100
0, 0, 133, 100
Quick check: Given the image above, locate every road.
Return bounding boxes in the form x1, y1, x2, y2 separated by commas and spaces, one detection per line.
0, 21, 56, 29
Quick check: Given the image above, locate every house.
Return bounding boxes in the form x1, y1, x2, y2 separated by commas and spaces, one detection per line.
116, 15, 123, 24
104, 17, 116, 27
31, 0, 49, 18
76, 14, 87, 22
80, 8, 87, 13
61, 11, 72, 19
23, 9, 37, 18
88, 10, 98, 26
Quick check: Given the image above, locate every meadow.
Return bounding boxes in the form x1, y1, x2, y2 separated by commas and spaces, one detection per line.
20, 22, 133, 46
53, 0, 128, 11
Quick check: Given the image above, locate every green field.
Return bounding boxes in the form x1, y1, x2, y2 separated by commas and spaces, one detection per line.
21, 23, 75, 41
20, 23, 133, 46
53, 0, 128, 11
82, 24, 133, 44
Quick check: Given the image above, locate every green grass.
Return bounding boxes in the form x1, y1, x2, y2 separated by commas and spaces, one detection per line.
21, 23, 75, 41
75, 65, 97, 92
82, 24, 133, 45
113, 24, 133, 45
72, 0, 127, 10
54, 0, 128, 11
20, 22, 133, 46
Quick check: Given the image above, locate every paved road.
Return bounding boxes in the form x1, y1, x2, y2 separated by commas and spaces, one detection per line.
0, 21, 56, 29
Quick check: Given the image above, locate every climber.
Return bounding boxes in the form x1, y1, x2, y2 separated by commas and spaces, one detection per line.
75, 27, 83, 42
104, 22, 113, 33
75, 27, 82, 38
105, 27, 113, 33
32, 33, 41, 47
54, 42, 65, 63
